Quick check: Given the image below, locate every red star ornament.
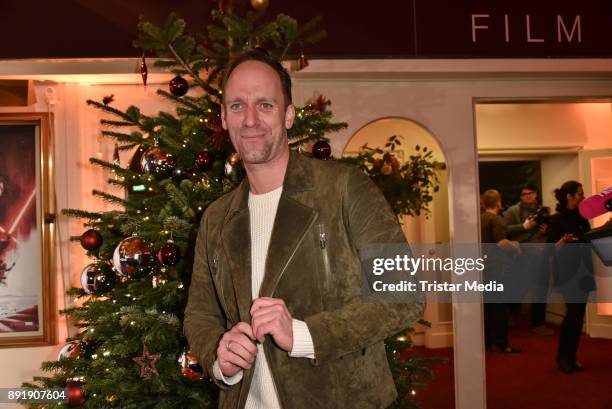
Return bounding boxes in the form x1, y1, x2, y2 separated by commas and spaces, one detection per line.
133, 345, 161, 377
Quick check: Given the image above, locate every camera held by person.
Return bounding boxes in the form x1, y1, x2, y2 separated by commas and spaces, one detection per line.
527, 206, 551, 228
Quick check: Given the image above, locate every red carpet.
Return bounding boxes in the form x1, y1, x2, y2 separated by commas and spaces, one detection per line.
410, 322, 612, 409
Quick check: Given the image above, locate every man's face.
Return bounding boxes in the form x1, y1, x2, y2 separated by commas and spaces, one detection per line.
221, 61, 295, 165
520, 189, 537, 207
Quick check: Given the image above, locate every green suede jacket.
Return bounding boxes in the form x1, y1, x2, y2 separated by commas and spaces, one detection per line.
184, 152, 424, 408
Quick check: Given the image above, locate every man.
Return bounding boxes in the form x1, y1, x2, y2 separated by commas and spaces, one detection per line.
503, 182, 554, 336
184, 50, 423, 409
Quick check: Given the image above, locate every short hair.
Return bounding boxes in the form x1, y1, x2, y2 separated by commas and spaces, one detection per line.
520, 182, 538, 193
481, 189, 501, 210
221, 49, 293, 107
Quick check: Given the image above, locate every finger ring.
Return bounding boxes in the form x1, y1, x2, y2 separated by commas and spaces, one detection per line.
226, 340, 233, 352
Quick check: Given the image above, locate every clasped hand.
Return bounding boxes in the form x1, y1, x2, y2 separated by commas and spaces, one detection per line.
216, 297, 293, 377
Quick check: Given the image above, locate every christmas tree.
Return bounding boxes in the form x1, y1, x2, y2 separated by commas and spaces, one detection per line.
23, 1, 443, 408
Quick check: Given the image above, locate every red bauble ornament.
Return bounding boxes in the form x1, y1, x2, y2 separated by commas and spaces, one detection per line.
157, 240, 181, 266
80, 229, 102, 251
312, 140, 331, 160
169, 76, 189, 97
66, 380, 86, 407
194, 150, 214, 171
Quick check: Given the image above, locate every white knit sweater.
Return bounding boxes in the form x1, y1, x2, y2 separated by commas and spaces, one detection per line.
245, 186, 283, 408
212, 186, 315, 408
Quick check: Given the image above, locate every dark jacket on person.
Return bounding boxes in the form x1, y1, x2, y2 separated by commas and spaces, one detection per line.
480, 211, 514, 284
503, 202, 547, 243
547, 208, 595, 298
184, 152, 424, 409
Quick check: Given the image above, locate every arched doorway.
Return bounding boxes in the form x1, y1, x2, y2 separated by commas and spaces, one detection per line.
343, 117, 455, 407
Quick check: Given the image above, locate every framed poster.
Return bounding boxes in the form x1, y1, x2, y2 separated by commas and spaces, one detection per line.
0, 113, 56, 347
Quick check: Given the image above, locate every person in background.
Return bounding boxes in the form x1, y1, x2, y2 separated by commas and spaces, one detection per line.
481, 189, 522, 354
548, 181, 594, 374
503, 182, 554, 336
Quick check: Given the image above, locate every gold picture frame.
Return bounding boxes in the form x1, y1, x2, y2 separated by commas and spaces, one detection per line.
0, 113, 57, 347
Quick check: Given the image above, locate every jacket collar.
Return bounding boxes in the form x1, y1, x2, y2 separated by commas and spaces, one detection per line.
224, 150, 314, 222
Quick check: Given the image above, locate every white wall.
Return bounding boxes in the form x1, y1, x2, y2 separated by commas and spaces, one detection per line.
476, 102, 612, 151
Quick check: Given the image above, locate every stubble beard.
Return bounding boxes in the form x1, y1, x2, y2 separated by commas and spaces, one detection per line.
240, 142, 274, 164
236, 130, 286, 165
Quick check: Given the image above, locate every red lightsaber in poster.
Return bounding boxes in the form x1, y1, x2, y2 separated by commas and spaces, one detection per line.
0, 188, 36, 280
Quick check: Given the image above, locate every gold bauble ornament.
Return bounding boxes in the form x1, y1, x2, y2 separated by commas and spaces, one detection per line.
250, 0, 269, 11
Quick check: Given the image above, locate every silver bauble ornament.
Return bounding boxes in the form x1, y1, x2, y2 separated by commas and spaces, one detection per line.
224, 152, 243, 178
112, 235, 152, 277
140, 146, 176, 177
57, 341, 81, 361
178, 350, 204, 381
80, 264, 97, 294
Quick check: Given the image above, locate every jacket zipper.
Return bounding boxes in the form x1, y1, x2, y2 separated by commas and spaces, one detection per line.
319, 223, 331, 285
211, 254, 233, 324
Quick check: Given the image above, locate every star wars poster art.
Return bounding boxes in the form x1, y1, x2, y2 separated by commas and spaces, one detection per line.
0, 123, 43, 340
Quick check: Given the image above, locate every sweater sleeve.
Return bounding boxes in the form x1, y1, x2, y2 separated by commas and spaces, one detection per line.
288, 319, 315, 359
212, 359, 244, 385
